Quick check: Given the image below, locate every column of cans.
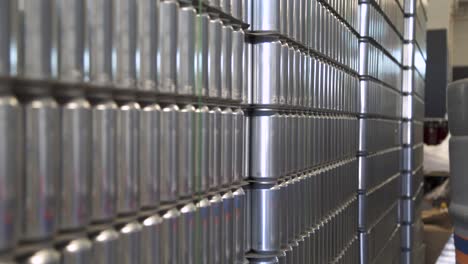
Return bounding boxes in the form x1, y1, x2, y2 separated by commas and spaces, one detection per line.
0, 0, 249, 263
357, 0, 406, 263
400, 0, 427, 263
246, 0, 360, 263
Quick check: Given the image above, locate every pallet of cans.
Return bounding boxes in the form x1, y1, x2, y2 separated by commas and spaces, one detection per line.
400, 0, 427, 263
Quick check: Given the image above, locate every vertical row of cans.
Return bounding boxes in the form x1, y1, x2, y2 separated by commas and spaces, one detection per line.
400, 0, 427, 263
357, 0, 405, 263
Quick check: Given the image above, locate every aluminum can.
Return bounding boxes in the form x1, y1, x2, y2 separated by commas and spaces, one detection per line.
92, 229, 119, 264
160, 104, 179, 203
231, 0, 242, 20
157, 0, 179, 93
222, 191, 235, 263
139, 104, 161, 209
116, 102, 140, 214
137, 0, 159, 90
0, 95, 21, 251
221, 0, 231, 14
209, 194, 223, 264
196, 199, 211, 263
208, 18, 222, 98
209, 107, 222, 190
221, 108, 234, 186
62, 238, 92, 264
233, 188, 247, 263
178, 105, 196, 198
251, 0, 280, 32
59, 98, 91, 230
26, 249, 60, 264
221, 24, 233, 99
177, 6, 196, 95
119, 221, 142, 264
161, 209, 181, 264
232, 29, 245, 101
253, 41, 281, 105
179, 203, 197, 264
91, 100, 117, 222
232, 109, 245, 183
23, 97, 60, 240
142, 214, 163, 264
279, 43, 289, 105
195, 13, 210, 97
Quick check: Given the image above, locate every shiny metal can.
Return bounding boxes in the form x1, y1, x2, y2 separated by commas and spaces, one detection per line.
137, 0, 159, 91
119, 221, 142, 264
160, 104, 179, 203
279, 43, 289, 105
178, 105, 196, 198
222, 191, 235, 263
221, 24, 233, 99
157, 0, 179, 93
92, 229, 119, 264
243, 41, 252, 104
251, 184, 281, 253
253, 41, 281, 105
113, 0, 138, 88
209, 194, 223, 264
161, 209, 181, 264
23, 97, 60, 240
208, 18, 222, 98
196, 199, 211, 263
233, 188, 247, 263
231, 0, 242, 20
195, 13, 210, 97
232, 29, 245, 101
232, 109, 245, 184
116, 102, 140, 214
221, 0, 231, 14
139, 104, 161, 209
91, 100, 117, 222
0, 95, 21, 251
221, 108, 234, 186
251, 0, 280, 32
26, 248, 60, 264
195, 106, 210, 194
62, 238, 92, 264
142, 214, 163, 264
209, 107, 222, 190
59, 98, 91, 231
177, 6, 196, 95
179, 203, 197, 264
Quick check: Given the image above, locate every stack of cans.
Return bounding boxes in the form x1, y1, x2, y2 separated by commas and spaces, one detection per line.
0, 0, 249, 263
400, 0, 427, 263
357, 0, 407, 263
245, 0, 360, 263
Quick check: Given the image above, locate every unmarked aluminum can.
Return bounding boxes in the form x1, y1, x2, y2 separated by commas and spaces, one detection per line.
92, 229, 119, 264
62, 238, 92, 264
113, 0, 138, 88
232, 29, 244, 101
178, 6, 196, 95
160, 105, 179, 203
142, 214, 163, 264
231, 0, 242, 19
221, 0, 231, 14
196, 199, 211, 263
195, 13, 209, 97
158, 0, 178, 93
209, 194, 223, 264
222, 191, 235, 263
221, 24, 233, 99
179, 203, 197, 264
23, 97, 60, 240
91, 100, 117, 222
59, 98, 91, 231
119, 221, 142, 264
137, 0, 159, 90
232, 109, 245, 183
139, 104, 161, 209
209, 107, 222, 190
251, 0, 280, 32
87, 0, 113, 84
0, 95, 21, 251
195, 106, 210, 193
251, 184, 281, 252
116, 102, 140, 214
178, 105, 196, 198
253, 41, 281, 105
208, 18, 222, 98
233, 188, 247, 263
161, 209, 181, 264
26, 248, 60, 264
221, 108, 233, 186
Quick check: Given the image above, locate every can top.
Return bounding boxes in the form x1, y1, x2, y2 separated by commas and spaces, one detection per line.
65, 238, 92, 253
27, 249, 60, 264
120, 221, 143, 234
210, 194, 223, 203
180, 202, 197, 213
197, 198, 211, 208
163, 208, 181, 219
95, 229, 119, 242
222, 191, 234, 199
142, 103, 161, 112
233, 187, 245, 196
143, 214, 163, 227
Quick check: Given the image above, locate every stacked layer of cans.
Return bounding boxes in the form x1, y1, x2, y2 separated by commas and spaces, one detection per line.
246, 0, 360, 263
400, 0, 427, 263
0, 0, 250, 263
357, 0, 405, 263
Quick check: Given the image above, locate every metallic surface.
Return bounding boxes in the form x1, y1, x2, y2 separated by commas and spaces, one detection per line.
161, 209, 180, 264
119, 221, 142, 264
178, 105, 196, 197
157, 0, 178, 93
142, 214, 163, 264
92, 229, 119, 264
62, 238, 92, 264
178, 6, 196, 95
160, 104, 179, 203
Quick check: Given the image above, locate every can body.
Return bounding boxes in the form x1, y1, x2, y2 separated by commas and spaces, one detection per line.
195, 106, 210, 194
251, 0, 280, 32
233, 188, 247, 263
196, 199, 211, 264
119, 221, 143, 264
232, 109, 244, 184
221, 108, 233, 187
222, 191, 235, 263
177, 6, 196, 95
92, 229, 119, 264
232, 29, 244, 101
59, 98, 91, 230
221, 25, 233, 99
253, 41, 281, 105
209, 194, 223, 264
137, 0, 159, 90
209, 107, 222, 190
195, 13, 209, 97
62, 238, 92, 264
161, 209, 181, 264
178, 105, 196, 198
160, 105, 179, 203
179, 203, 197, 264
157, 0, 178, 93
208, 19, 222, 98
142, 214, 163, 264
23, 97, 60, 240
